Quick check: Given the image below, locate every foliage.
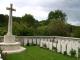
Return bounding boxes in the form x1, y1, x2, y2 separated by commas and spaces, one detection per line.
26, 43, 30, 46
1, 53, 7, 60
0, 48, 2, 54
32, 43, 37, 46
47, 19, 68, 36
39, 20, 48, 26
0, 14, 8, 27
48, 10, 66, 22
43, 44, 46, 48
0, 10, 79, 37
78, 48, 80, 58
12, 14, 37, 36
37, 26, 48, 36
0, 27, 7, 36
52, 46, 57, 51
0, 47, 7, 60
21, 14, 36, 27
71, 27, 80, 38
64, 51, 67, 55
70, 49, 76, 57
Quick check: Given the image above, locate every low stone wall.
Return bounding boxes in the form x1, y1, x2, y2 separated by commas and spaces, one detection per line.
0, 36, 80, 57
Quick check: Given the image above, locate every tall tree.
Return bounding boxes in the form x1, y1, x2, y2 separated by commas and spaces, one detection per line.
21, 14, 36, 27
47, 19, 68, 36
71, 26, 80, 38
48, 10, 66, 22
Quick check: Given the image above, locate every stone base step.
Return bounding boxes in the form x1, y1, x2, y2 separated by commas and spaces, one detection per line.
2, 47, 26, 54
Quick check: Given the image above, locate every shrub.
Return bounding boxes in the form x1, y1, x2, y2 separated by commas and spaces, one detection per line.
32, 43, 37, 46
1, 53, 7, 60
26, 43, 29, 46
0, 48, 2, 54
52, 47, 57, 52
43, 44, 46, 48
78, 48, 80, 58
70, 49, 76, 57
64, 51, 67, 55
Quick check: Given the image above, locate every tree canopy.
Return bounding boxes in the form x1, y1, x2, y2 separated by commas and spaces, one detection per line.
0, 10, 80, 38
48, 10, 66, 22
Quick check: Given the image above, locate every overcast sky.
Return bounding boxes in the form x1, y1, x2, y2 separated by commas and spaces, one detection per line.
0, 0, 80, 25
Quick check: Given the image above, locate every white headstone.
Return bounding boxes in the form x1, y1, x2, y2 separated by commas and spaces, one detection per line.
49, 42, 53, 50
0, 54, 1, 58
61, 40, 67, 54
67, 41, 72, 56
37, 38, 40, 45
57, 40, 61, 52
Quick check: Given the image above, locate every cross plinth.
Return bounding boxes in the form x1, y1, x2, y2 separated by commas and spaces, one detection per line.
6, 4, 16, 35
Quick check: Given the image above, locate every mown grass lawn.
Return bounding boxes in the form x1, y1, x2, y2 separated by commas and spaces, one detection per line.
6, 46, 77, 60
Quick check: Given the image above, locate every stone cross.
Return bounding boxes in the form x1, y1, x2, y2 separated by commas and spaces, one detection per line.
6, 4, 16, 35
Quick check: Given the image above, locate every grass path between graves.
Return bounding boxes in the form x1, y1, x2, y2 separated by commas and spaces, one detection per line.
6, 46, 78, 60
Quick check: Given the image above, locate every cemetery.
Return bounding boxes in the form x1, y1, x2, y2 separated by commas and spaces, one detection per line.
0, 36, 80, 60
0, 4, 80, 60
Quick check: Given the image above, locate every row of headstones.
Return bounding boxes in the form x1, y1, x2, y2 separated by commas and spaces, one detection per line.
40, 38, 79, 57
19, 37, 80, 57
